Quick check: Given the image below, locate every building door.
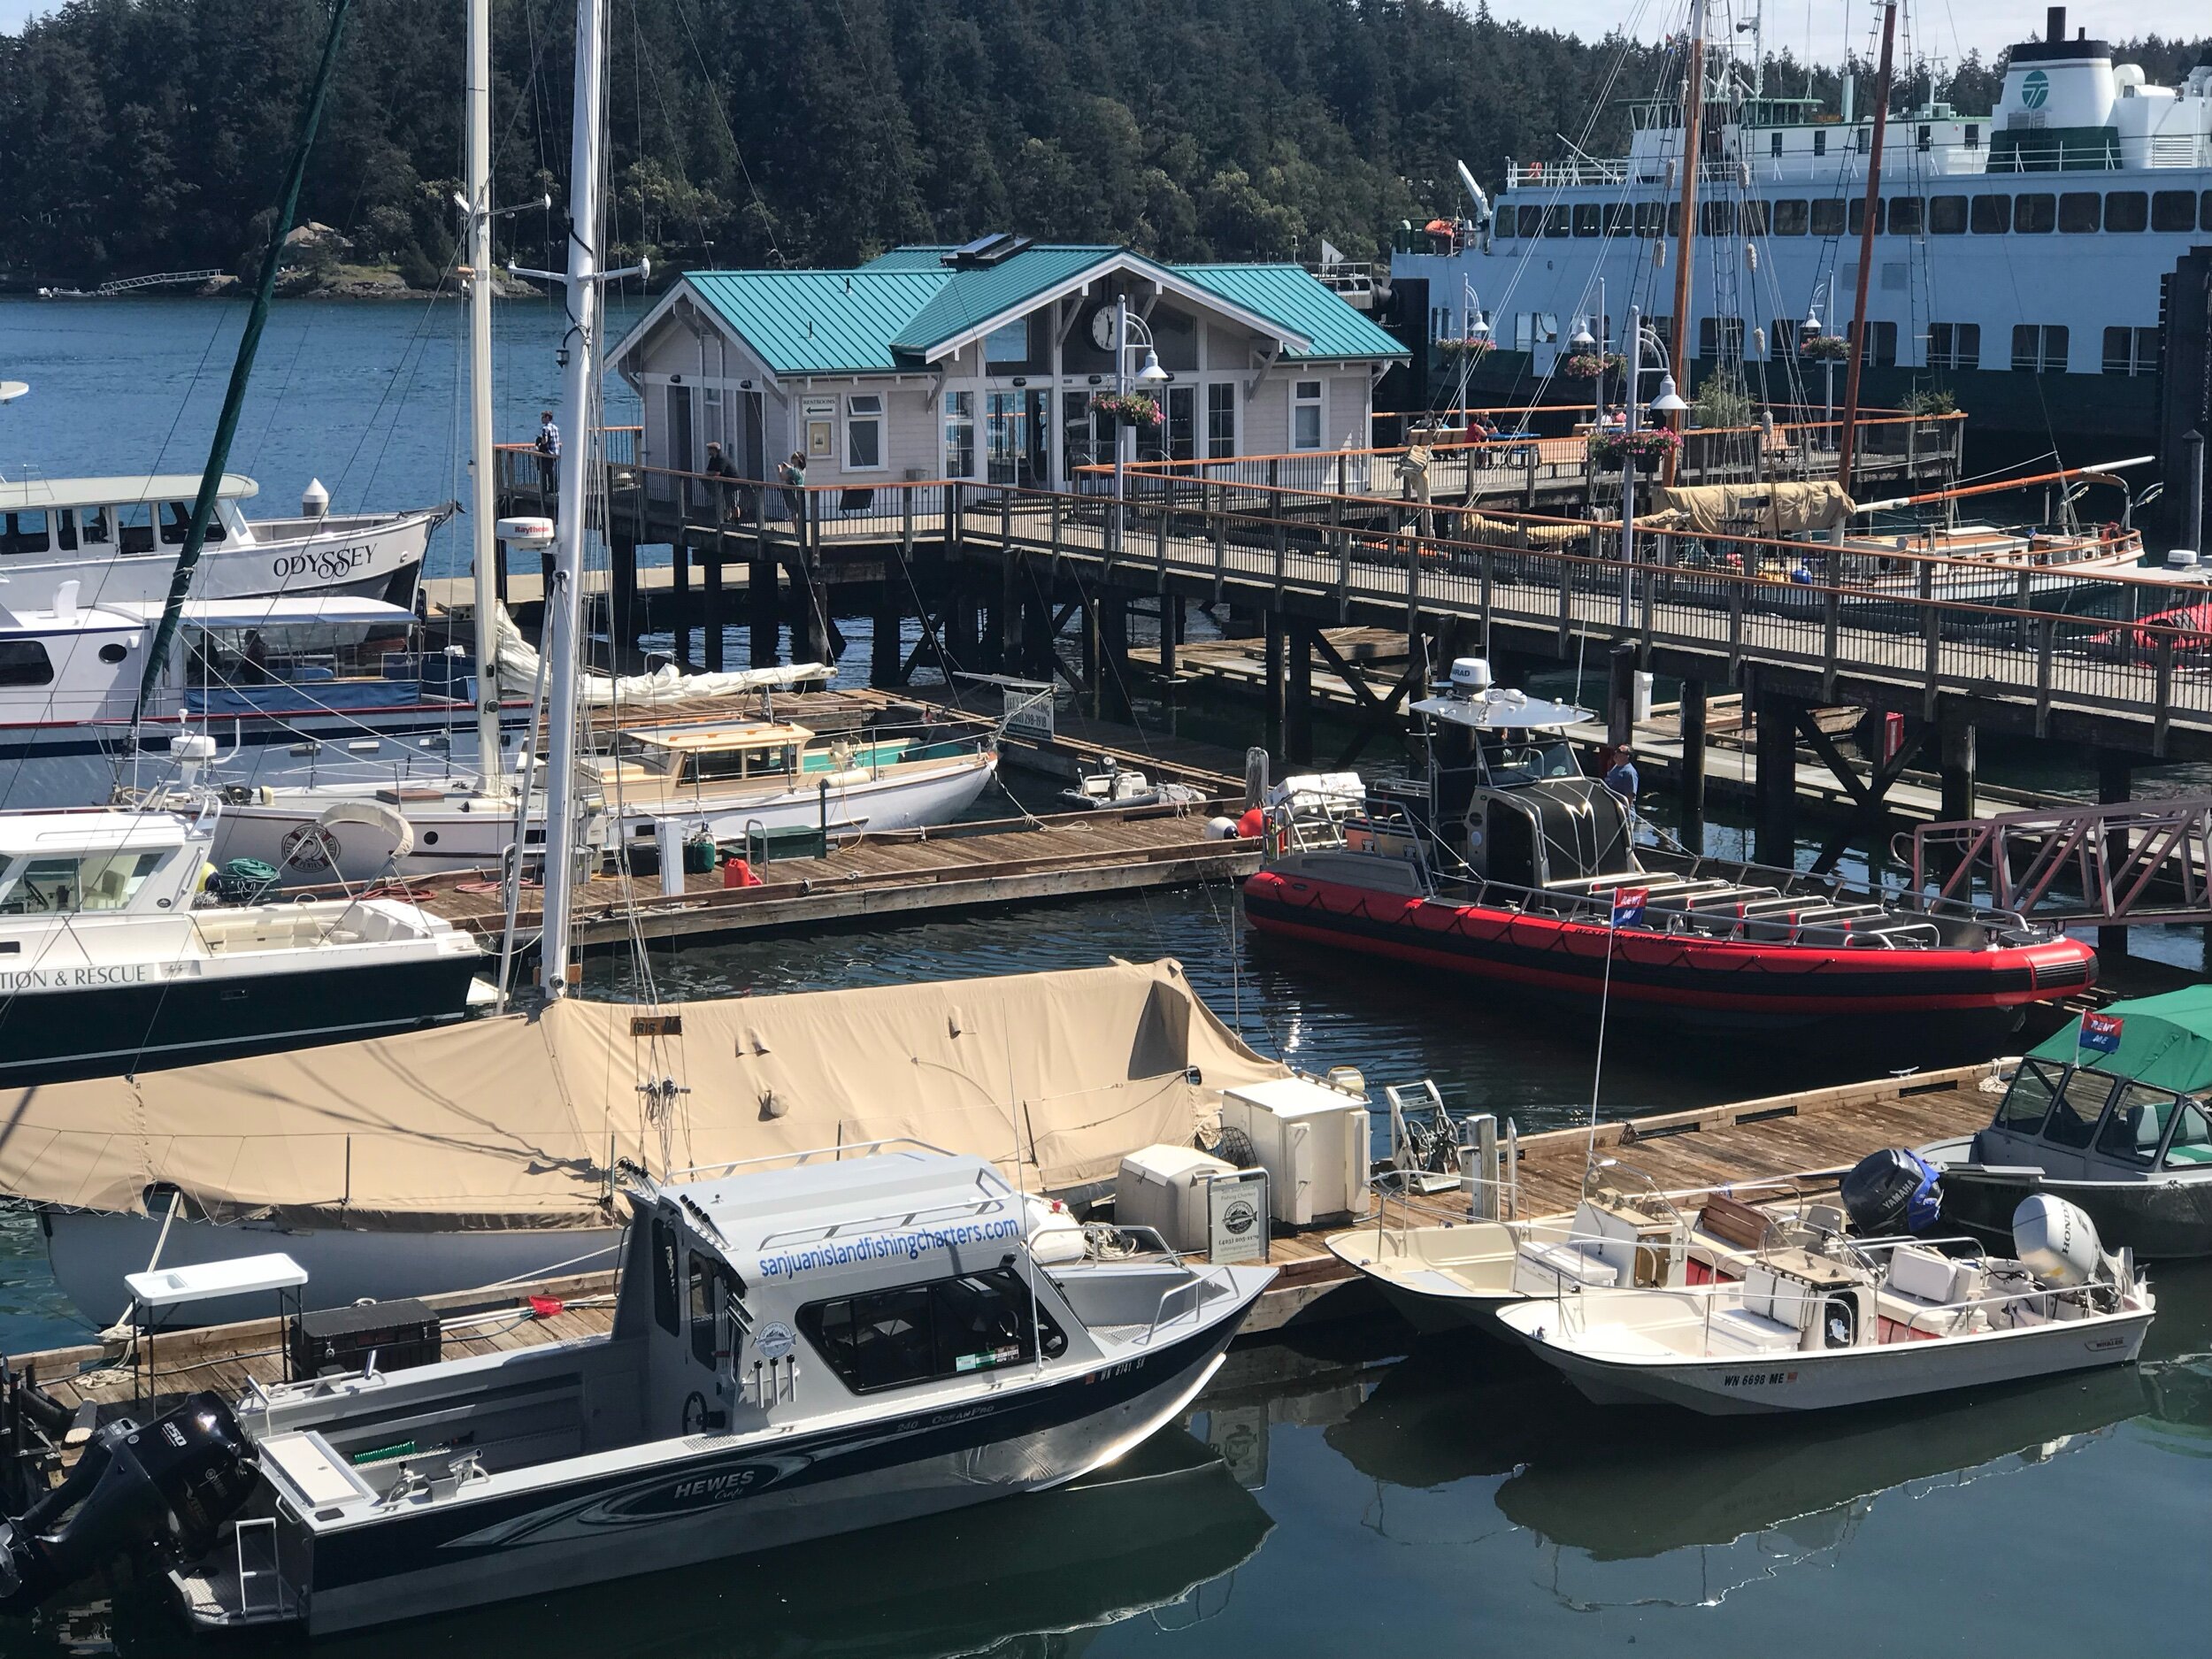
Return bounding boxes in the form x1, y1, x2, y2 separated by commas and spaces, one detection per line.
985, 390, 1026, 487
1166, 386, 1197, 465
664, 384, 695, 505
1024, 389, 1050, 486
1063, 391, 1099, 481
741, 391, 764, 480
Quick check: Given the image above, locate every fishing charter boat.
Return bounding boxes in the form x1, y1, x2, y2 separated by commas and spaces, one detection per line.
1495, 1191, 2154, 1414
1240, 657, 2094, 1029
0, 472, 442, 609
1920, 990, 2212, 1258
0, 1144, 1274, 1632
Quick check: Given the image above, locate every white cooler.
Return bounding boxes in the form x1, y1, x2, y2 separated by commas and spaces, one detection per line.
1116, 1145, 1235, 1253
1219, 1076, 1372, 1226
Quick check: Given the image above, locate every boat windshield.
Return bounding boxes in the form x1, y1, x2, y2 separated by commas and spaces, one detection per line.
0, 849, 166, 914
1479, 732, 1579, 787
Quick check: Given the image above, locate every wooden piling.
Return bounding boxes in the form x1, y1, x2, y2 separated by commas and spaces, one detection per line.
1286, 619, 1314, 764
1754, 680, 1798, 866
1679, 676, 1708, 854
670, 541, 691, 664
1263, 610, 1287, 759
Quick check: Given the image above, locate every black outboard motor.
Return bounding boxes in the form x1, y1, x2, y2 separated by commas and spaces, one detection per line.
0, 1393, 257, 1616
1840, 1147, 1944, 1238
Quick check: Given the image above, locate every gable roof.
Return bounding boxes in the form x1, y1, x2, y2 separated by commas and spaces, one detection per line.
621, 244, 1405, 381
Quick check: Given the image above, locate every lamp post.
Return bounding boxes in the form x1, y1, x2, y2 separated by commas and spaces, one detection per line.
1457, 277, 1487, 431
1110, 292, 1171, 557
1619, 310, 1688, 627
1803, 276, 1837, 434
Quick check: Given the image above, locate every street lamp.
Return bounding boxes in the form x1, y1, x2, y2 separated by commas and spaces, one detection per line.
1110, 294, 1171, 555
1650, 374, 1689, 416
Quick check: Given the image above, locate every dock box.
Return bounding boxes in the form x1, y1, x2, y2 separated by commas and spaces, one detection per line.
1116, 1145, 1235, 1254
288, 1299, 442, 1378
1218, 1076, 1372, 1227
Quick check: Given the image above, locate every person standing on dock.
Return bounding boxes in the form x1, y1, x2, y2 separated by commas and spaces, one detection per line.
778, 449, 807, 525
534, 411, 561, 501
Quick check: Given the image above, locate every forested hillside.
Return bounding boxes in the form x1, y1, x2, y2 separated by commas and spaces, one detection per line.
0, 0, 2202, 286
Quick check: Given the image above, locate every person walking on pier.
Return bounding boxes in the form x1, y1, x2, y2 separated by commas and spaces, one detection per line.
534, 411, 561, 500
778, 449, 807, 526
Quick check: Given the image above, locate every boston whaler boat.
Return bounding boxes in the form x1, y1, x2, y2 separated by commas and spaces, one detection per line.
0, 1143, 1273, 1632
1242, 657, 2094, 1029
1920, 990, 2212, 1258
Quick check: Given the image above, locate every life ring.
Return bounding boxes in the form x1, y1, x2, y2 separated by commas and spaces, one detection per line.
278, 823, 342, 872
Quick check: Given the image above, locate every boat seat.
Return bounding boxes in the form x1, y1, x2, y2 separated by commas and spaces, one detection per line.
1511, 1240, 1620, 1299
1701, 1305, 1802, 1357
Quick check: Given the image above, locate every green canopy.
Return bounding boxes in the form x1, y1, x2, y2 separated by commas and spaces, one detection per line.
2030, 987, 2212, 1094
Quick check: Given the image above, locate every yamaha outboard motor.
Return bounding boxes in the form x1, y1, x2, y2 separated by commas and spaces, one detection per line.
1840, 1147, 1944, 1237
0, 1393, 256, 1615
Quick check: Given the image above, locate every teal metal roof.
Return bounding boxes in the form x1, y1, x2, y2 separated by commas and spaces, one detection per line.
887, 246, 1117, 355
682, 271, 944, 373
663, 247, 1402, 378
1172, 265, 1409, 361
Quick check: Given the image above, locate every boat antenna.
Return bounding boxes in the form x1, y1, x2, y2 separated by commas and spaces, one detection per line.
1835, 0, 1899, 498
129, 0, 355, 735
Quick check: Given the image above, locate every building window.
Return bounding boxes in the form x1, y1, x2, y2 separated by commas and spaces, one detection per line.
2012, 324, 2069, 373
2104, 191, 2147, 233
2015, 193, 2056, 234
1207, 383, 1236, 458
1772, 198, 1809, 235
2058, 192, 2101, 234
1970, 194, 2011, 234
845, 394, 883, 471
983, 319, 1029, 367
1929, 195, 1968, 234
1291, 380, 1323, 450
1810, 197, 1845, 237
1928, 322, 1980, 371
943, 390, 975, 478
2102, 326, 2161, 376
2151, 190, 2198, 233
1847, 319, 1898, 366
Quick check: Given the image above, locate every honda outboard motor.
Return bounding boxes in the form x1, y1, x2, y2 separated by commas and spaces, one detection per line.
1840, 1147, 1943, 1237
0, 1393, 256, 1615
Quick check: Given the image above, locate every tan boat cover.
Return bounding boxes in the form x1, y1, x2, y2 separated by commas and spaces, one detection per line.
0, 959, 1283, 1232
1647, 481, 1854, 534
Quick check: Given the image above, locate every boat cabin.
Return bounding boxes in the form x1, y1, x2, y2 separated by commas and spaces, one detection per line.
598, 721, 814, 790
1980, 1044, 2212, 1180
0, 474, 258, 560
0, 810, 204, 919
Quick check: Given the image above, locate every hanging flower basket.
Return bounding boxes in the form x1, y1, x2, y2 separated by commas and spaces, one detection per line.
1090, 391, 1163, 427
1801, 334, 1850, 362
1586, 427, 1680, 468
1433, 335, 1494, 359
1560, 351, 1626, 380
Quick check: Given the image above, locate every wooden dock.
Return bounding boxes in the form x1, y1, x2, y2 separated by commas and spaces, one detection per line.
5, 1060, 2003, 1435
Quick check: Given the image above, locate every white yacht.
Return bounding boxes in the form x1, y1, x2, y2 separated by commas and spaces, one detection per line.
0, 472, 443, 609
0, 793, 488, 1085
1394, 6, 2212, 444
67, 1145, 1272, 1634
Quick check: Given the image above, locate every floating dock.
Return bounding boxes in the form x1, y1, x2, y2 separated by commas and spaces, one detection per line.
4, 1060, 2003, 1442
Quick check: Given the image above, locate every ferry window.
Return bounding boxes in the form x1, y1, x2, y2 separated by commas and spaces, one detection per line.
2149, 190, 2196, 233
1929, 196, 1967, 234
1698, 200, 1733, 236
1916, 124, 1932, 153
1542, 206, 1569, 238
942, 390, 975, 480
1572, 204, 1600, 236
2015, 193, 2056, 234
2201, 190, 2212, 232
1970, 195, 2009, 234
2162, 1099, 2212, 1169
2095, 1083, 2181, 1165
1812, 129, 1827, 157
1494, 204, 1517, 238
1853, 126, 1870, 153
1770, 131, 1782, 158
1928, 323, 1980, 371
1739, 200, 1768, 236
2103, 191, 2147, 233
651, 1217, 681, 1335
2103, 326, 2160, 377
76, 507, 111, 546
1887, 196, 1924, 235
0, 641, 54, 687
2012, 324, 2068, 373
1517, 205, 1543, 237
116, 503, 154, 555
1770, 319, 1798, 357
2040, 1068, 2117, 1150
1772, 199, 1808, 235
1633, 201, 1663, 237
1847, 319, 1896, 367
1847, 197, 1885, 237
1601, 204, 1629, 235
846, 394, 883, 471
2057, 192, 2101, 234
1964, 124, 1980, 150
1, 511, 50, 556
1666, 203, 1681, 239
1995, 1057, 2063, 1134
1809, 197, 1845, 237
1206, 383, 1236, 458
1291, 380, 1323, 451
799, 1268, 1065, 1394
1696, 317, 1744, 360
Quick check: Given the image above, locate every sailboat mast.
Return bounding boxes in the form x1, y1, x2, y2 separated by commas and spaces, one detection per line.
465, 0, 503, 800
1836, 0, 1898, 497
1662, 0, 1708, 486
539, 0, 606, 998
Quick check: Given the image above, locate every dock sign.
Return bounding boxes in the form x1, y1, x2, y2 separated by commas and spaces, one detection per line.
2079, 1011, 2124, 1054
1610, 887, 1647, 927
1207, 1172, 1268, 1265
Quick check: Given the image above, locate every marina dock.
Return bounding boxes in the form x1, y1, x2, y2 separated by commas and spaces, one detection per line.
4, 1059, 2004, 1437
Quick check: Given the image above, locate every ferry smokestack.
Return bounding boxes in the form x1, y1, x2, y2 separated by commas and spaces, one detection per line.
2046, 5, 2063, 42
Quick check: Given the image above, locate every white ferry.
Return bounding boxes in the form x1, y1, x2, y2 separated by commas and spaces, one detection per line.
1391, 6, 2212, 444
0, 472, 444, 609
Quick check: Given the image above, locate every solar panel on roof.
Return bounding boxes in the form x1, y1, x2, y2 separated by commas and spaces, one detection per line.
944, 233, 1033, 269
